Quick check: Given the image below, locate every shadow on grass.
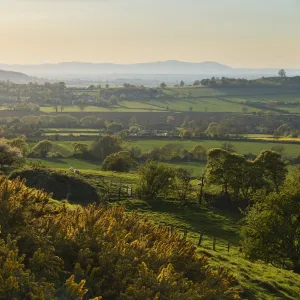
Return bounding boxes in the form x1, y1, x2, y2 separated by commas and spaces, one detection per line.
34, 158, 68, 165
125, 199, 241, 244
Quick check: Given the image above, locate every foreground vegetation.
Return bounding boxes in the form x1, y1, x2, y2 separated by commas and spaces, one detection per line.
0, 177, 239, 299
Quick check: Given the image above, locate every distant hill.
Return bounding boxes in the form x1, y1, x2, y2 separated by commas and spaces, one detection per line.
0, 60, 299, 82
0, 61, 232, 78
0, 69, 36, 83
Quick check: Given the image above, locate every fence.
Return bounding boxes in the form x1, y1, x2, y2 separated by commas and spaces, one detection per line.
158, 222, 233, 253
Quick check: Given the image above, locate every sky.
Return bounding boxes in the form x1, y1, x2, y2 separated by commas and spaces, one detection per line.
1, 0, 300, 68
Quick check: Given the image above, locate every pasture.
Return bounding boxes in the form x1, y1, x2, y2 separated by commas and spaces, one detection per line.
34, 86, 300, 114
121, 198, 300, 299
123, 139, 300, 157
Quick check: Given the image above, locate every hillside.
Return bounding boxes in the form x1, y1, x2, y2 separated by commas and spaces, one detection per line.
0, 69, 35, 83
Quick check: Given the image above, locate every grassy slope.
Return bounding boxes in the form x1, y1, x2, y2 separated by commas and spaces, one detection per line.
121, 199, 300, 300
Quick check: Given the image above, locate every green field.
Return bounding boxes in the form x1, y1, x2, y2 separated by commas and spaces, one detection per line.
124, 139, 300, 157
35, 86, 300, 114
119, 199, 300, 299
40, 102, 165, 113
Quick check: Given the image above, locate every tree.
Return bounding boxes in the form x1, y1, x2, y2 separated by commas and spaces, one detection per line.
180, 80, 185, 87
136, 161, 175, 200
278, 69, 287, 77
105, 83, 110, 89
242, 178, 300, 273
242, 106, 248, 114
254, 150, 287, 193
160, 82, 166, 89
206, 148, 265, 206
52, 98, 61, 113
193, 80, 200, 86
60, 105, 65, 113
175, 168, 193, 204
32, 140, 52, 158
205, 122, 228, 137
73, 143, 88, 155
189, 145, 207, 161
91, 135, 122, 161
109, 95, 118, 106
8, 138, 30, 156
180, 129, 193, 139
76, 100, 87, 112
102, 151, 135, 172
105, 121, 123, 132
0, 141, 24, 167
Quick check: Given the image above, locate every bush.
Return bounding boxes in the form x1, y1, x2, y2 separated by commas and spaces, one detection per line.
136, 161, 175, 200
91, 135, 122, 161
9, 167, 100, 205
0, 176, 239, 299
102, 151, 136, 172
0, 140, 24, 168
32, 140, 52, 158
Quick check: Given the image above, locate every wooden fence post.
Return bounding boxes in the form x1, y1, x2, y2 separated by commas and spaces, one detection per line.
184, 229, 188, 238
118, 187, 121, 201
197, 232, 203, 247
213, 237, 216, 251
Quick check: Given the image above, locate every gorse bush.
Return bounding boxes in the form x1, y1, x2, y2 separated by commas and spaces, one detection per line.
0, 176, 239, 299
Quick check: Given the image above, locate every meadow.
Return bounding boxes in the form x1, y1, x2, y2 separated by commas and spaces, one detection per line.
121, 199, 300, 299
33, 86, 300, 114
123, 139, 300, 157
124, 200, 300, 300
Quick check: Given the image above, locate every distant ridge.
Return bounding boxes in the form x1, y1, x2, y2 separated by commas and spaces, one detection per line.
0, 60, 233, 77
0, 69, 34, 83
0, 60, 299, 80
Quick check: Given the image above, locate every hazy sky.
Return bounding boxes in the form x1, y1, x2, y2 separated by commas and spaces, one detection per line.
1, 0, 300, 67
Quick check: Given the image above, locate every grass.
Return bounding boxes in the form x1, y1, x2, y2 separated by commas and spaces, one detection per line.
124, 139, 300, 157
37, 87, 300, 114
121, 199, 300, 299
27, 157, 101, 171
144, 97, 258, 113
40, 103, 164, 113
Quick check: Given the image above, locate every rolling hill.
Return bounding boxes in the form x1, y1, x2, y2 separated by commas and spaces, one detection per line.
0, 69, 36, 83
1, 61, 299, 81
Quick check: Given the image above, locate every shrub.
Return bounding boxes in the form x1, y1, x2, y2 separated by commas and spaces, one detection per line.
32, 140, 52, 158
136, 161, 175, 200
102, 151, 136, 172
91, 135, 122, 161
0, 140, 24, 168
0, 176, 239, 299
